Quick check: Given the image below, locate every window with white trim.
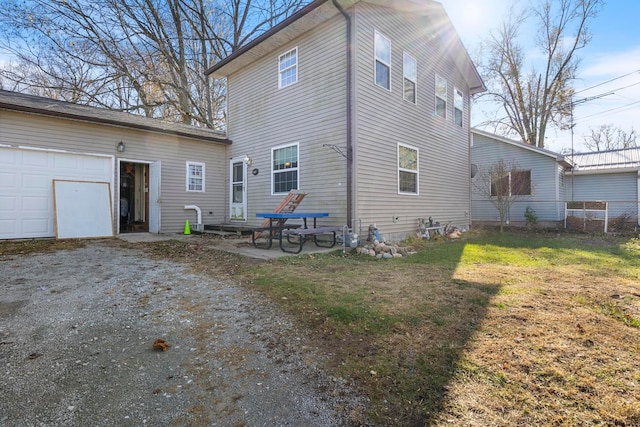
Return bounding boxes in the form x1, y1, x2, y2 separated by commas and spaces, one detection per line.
374, 31, 391, 90
403, 52, 417, 104
454, 87, 464, 126
435, 75, 447, 119
272, 143, 299, 194
278, 47, 298, 88
398, 144, 419, 194
186, 161, 205, 192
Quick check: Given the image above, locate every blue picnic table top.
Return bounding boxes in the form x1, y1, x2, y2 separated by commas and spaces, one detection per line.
255, 212, 329, 219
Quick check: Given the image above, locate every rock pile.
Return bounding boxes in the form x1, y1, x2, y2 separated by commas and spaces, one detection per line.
354, 240, 417, 258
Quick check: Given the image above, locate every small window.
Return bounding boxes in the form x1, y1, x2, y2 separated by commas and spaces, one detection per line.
435, 75, 447, 119
491, 170, 531, 196
374, 31, 391, 90
279, 47, 298, 88
398, 144, 419, 195
272, 143, 299, 194
403, 52, 417, 104
454, 87, 464, 127
186, 162, 205, 192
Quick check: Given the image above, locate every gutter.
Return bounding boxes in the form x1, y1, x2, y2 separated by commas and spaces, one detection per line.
331, 0, 353, 228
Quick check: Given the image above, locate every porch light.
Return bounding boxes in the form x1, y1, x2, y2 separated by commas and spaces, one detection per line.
117, 141, 125, 152
243, 154, 252, 166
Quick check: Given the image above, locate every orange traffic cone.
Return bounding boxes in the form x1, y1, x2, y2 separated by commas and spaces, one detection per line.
184, 219, 191, 235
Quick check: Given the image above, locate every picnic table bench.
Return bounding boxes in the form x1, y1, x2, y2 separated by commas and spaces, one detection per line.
279, 226, 343, 254
253, 212, 340, 253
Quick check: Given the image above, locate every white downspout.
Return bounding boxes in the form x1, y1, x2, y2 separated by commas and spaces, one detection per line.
184, 205, 202, 232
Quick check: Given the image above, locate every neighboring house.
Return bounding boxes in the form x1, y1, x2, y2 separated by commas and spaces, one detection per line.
568, 148, 640, 226
470, 129, 572, 227
206, 0, 485, 240
0, 90, 230, 239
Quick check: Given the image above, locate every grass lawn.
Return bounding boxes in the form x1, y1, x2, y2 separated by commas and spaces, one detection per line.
242, 231, 640, 426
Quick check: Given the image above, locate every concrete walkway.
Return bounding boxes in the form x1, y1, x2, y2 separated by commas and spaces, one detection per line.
117, 232, 344, 260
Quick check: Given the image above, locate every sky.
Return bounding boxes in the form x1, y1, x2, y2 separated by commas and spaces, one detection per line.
440, 0, 640, 154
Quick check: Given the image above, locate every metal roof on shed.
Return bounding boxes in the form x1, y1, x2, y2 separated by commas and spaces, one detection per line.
571, 148, 640, 171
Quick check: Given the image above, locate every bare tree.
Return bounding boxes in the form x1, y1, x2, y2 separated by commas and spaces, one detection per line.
474, 160, 532, 232
0, 0, 308, 128
583, 123, 637, 151
478, 0, 603, 148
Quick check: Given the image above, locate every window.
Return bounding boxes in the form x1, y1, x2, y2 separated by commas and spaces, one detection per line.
279, 47, 298, 88
454, 87, 464, 126
491, 170, 531, 196
272, 143, 299, 194
398, 144, 418, 194
435, 75, 447, 119
374, 31, 391, 90
186, 162, 205, 192
403, 52, 417, 103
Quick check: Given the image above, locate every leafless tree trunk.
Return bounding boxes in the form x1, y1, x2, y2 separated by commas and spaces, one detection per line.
473, 159, 532, 232
0, 0, 307, 129
477, 0, 603, 148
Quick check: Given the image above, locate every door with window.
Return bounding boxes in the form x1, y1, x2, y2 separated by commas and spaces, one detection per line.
229, 158, 247, 221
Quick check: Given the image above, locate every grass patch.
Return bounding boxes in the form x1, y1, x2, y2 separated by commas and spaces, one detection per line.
240, 231, 640, 425
0, 238, 86, 256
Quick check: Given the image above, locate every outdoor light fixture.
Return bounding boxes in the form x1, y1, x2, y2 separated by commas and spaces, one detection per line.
117, 141, 125, 152
243, 154, 252, 166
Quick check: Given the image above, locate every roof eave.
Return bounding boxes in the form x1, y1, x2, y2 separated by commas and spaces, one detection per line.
0, 97, 231, 145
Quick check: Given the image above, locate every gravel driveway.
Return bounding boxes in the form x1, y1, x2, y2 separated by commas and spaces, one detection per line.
0, 240, 362, 426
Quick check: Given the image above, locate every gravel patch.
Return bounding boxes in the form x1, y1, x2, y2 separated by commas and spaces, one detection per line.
0, 241, 363, 426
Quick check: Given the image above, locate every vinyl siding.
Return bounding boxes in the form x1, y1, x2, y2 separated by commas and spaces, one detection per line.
352, 3, 472, 238
471, 132, 565, 223
226, 14, 348, 227
567, 172, 639, 221
0, 109, 227, 233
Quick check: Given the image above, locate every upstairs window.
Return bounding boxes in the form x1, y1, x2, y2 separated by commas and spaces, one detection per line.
435, 75, 447, 119
186, 162, 205, 192
454, 87, 464, 127
374, 31, 391, 90
279, 47, 298, 88
398, 143, 419, 195
272, 143, 299, 194
403, 52, 417, 104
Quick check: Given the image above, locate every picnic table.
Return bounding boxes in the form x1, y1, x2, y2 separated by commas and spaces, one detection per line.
253, 212, 341, 253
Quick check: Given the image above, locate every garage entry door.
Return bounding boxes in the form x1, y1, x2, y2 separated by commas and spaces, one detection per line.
0, 147, 112, 239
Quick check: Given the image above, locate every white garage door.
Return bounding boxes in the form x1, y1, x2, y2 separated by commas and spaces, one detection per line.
0, 147, 112, 239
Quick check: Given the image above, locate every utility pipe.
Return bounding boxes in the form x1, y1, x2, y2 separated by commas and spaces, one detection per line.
331, 0, 353, 228
184, 205, 202, 231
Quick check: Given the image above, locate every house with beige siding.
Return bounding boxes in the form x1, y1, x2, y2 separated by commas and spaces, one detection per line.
0, 90, 229, 239
2, 0, 484, 242
206, 0, 485, 240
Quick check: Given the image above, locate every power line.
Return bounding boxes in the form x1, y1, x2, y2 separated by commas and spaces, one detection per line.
578, 100, 640, 121
574, 69, 640, 95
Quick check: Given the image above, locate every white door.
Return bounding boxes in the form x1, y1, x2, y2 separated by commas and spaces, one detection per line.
0, 147, 112, 239
149, 161, 161, 233
229, 158, 247, 221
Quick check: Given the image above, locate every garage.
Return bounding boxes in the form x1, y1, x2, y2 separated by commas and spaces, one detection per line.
0, 146, 113, 239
